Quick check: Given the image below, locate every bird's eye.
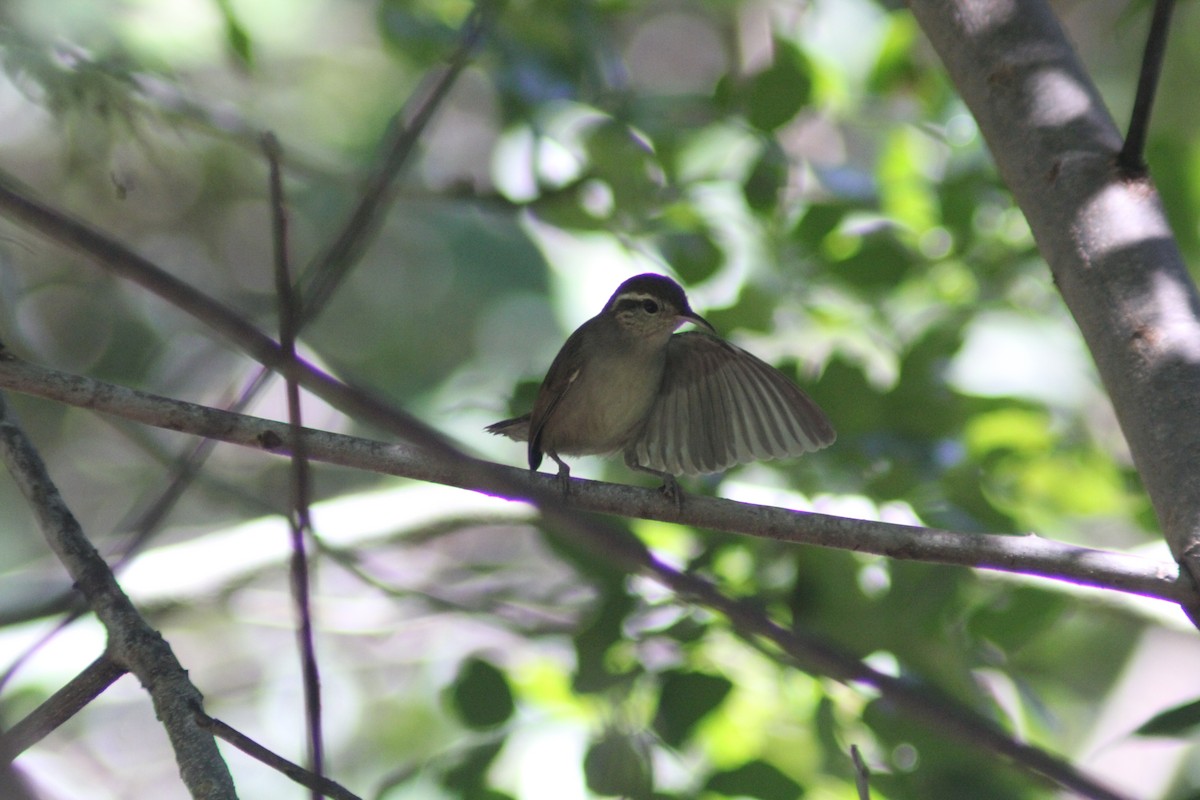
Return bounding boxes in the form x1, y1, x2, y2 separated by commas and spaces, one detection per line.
642, 299, 659, 313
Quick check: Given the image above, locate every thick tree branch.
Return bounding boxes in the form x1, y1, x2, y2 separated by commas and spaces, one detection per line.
907, 0, 1200, 612
0, 393, 237, 800
0, 351, 1188, 606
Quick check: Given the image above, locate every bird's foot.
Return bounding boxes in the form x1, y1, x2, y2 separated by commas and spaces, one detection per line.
549, 455, 572, 496
659, 474, 683, 511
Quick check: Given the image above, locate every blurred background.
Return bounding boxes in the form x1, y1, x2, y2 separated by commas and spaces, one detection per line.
2, 0, 1200, 797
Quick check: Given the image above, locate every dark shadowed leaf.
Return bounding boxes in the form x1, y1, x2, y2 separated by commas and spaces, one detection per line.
746, 42, 812, 132
653, 669, 733, 747
449, 657, 515, 730
442, 740, 505, 794
705, 759, 804, 800
584, 732, 653, 798
1136, 698, 1200, 737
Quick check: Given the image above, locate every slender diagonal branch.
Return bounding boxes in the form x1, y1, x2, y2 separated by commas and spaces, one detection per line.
0, 352, 1187, 606
0, 392, 237, 800
297, 0, 493, 322
195, 710, 362, 800
0, 654, 126, 762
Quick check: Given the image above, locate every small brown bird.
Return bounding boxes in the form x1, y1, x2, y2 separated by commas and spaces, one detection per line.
486, 274, 834, 501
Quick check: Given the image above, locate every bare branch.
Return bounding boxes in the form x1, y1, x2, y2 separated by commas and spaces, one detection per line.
0, 351, 1187, 606
644, 553, 1134, 800
0, 392, 237, 800
851, 744, 871, 800
0, 353, 1138, 796
0, 654, 125, 762
264, 131, 325, 796
297, 0, 493, 322
194, 709, 363, 800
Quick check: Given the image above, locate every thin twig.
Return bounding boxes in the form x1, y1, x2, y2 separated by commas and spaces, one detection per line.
0, 391, 237, 800
0, 654, 126, 762
194, 708, 363, 800
0, 352, 1187, 606
1117, 0, 1175, 174
298, 0, 493, 322
264, 131, 325, 794
850, 744, 871, 800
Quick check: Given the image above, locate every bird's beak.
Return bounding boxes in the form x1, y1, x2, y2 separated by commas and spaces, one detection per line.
682, 310, 715, 333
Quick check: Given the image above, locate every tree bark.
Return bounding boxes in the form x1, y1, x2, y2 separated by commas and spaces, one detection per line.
907, 0, 1200, 614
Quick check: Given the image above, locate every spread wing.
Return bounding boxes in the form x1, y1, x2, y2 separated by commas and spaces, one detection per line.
630, 332, 835, 476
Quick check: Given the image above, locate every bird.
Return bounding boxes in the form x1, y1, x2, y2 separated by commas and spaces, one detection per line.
486, 273, 835, 503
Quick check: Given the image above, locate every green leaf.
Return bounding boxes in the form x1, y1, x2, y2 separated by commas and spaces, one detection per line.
653, 669, 733, 747
441, 740, 505, 794
831, 229, 916, 290
573, 590, 638, 693
1136, 698, 1200, 737
584, 732, 653, 798
585, 121, 663, 216
214, 0, 254, 69
744, 142, 789, 213
745, 42, 812, 132
449, 657, 515, 730
705, 759, 804, 800
793, 203, 849, 250
659, 229, 722, 284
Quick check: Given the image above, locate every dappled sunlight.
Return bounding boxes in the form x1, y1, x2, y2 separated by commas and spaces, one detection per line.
1027, 68, 1092, 127
956, 0, 1017, 36
1145, 270, 1200, 363
1078, 182, 1173, 258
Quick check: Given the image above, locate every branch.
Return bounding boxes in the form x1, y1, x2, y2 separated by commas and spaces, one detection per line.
0, 393, 238, 800
194, 710, 363, 800
1118, 0, 1175, 174
0, 168, 458, 458
297, 0, 493, 322
641, 551, 1134, 800
264, 132, 325, 795
907, 0, 1200, 611
0, 351, 1188, 606
0, 654, 125, 762
0, 361, 1136, 798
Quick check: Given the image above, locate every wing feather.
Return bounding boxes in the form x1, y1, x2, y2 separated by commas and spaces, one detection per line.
633, 332, 835, 476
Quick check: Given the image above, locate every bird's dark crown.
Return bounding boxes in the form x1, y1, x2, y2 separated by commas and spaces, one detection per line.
606, 273, 692, 314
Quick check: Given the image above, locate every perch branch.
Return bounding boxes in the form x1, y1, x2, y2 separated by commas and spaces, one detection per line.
0, 351, 1187, 606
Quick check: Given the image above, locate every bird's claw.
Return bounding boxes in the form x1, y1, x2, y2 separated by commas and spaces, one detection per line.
659, 474, 683, 511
